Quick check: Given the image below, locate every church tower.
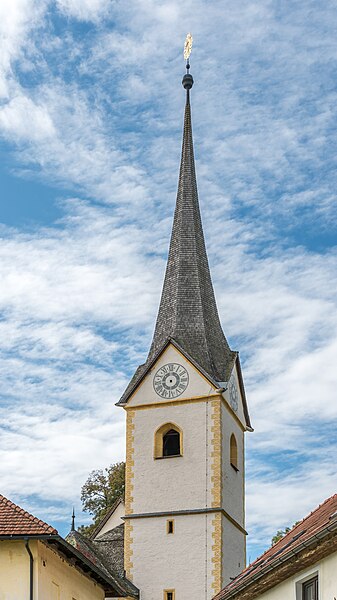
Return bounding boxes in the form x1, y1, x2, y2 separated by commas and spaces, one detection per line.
117, 57, 252, 600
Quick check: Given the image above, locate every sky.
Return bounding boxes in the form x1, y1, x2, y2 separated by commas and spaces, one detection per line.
0, 0, 337, 564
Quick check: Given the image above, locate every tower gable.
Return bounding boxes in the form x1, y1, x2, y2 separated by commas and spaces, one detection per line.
126, 342, 217, 408
222, 360, 250, 431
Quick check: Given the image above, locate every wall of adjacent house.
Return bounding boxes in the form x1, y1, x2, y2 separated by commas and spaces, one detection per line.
37, 540, 105, 600
0, 539, 106, 600
0, 540, 32, 599
250, 550, 337, 600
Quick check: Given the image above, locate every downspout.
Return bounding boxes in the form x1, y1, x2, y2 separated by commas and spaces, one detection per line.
25, 539, 34, 600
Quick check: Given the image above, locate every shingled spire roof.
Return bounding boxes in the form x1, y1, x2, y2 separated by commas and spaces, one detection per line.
117, 67, 238, 406
147, 75, 236, 380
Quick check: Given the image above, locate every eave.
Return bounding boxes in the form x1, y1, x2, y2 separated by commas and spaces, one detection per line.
214, 519, 337, 600
0, 534, 138, 598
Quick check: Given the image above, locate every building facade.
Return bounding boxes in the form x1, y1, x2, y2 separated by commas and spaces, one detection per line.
117, 66, 252, 599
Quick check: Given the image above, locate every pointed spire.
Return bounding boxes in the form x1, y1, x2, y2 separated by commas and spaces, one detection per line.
71, 507, 75, 531
147, 69, 236, 382
116, 63, 238, 406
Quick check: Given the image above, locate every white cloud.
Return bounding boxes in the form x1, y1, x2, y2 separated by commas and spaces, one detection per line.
0, 95, 56, 141
0, 0, 336, 559
55, 0, 111, 22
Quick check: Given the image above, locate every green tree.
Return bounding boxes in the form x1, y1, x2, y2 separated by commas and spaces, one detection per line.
78, 462, 125, 537
271, 521, 300, 545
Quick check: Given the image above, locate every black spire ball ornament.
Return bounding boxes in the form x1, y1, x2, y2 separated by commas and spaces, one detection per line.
182, 69, 194, 90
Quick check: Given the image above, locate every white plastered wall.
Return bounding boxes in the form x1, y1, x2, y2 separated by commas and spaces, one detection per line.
130, 399, 214, 514
129, 513, 216, 600
221, 400, 245, 528
221, 516, 245, 586
94, 500, 125, 538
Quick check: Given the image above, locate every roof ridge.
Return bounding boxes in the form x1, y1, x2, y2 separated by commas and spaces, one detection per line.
0, 493, 57, 535
90, 497, 123, 539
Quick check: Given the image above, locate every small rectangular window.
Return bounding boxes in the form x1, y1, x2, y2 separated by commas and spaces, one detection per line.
167, 519, 174, 534
302, 576, 318, 600
164, 590, 175, 600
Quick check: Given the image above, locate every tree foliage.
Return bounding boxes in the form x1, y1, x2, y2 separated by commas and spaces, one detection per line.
271, 521, 300, 545
78, 462, 125, 537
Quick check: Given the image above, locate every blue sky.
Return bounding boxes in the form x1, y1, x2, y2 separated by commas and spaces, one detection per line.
0, 0, 337, 563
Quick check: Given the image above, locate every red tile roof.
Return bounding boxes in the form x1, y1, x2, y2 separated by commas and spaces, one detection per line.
0, 494, 58, 536
214, 493, 337, 600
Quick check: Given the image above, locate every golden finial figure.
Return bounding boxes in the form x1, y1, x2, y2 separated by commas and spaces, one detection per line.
184, 33, 193, 61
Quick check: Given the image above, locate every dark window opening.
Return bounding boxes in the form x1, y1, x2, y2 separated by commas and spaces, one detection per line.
167, 520, 174, 534
230, 433, 238, 471
303, 576, 318, 600
163, 429, 180, 457
166, 593, 173, 600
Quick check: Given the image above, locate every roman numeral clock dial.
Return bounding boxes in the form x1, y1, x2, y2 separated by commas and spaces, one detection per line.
153, 363, 189, 399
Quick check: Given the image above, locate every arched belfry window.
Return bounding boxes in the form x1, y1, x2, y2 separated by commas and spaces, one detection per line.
163, 429, 180, 456
230, 434, 238, 471
154, 423, 183, 459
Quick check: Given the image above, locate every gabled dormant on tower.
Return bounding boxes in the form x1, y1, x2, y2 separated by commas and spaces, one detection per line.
117, 45, 252, 600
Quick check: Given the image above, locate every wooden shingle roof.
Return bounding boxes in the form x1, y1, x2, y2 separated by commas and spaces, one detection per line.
117, 75, 250, 422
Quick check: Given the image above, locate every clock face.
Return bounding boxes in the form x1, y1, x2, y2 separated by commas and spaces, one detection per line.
153, 363, 189, 399
229, 377, 239, 412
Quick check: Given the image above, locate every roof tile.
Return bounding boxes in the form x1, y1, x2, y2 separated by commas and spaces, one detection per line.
0, 494, 57, 536
214, 493, 337, 600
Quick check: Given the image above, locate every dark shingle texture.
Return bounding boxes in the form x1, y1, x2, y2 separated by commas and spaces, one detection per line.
0, 494, 57, 535
93, 523, 124, 577
67, 526, 137, 597
118, 88, 236, 404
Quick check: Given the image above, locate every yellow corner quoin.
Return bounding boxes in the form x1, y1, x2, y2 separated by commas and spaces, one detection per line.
211, 512, 223, 594
124, 521, 134, 581
211, 398, 222, 508
124, 409, 135, 581
125, 410, 135, 515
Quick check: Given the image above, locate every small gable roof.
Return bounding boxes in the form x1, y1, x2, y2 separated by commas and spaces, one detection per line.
0, 494, 57, 536
90, 497, 123, 540
214, 493, 337, 600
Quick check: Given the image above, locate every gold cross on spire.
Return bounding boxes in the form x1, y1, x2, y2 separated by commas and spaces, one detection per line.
184, 33, 193, 61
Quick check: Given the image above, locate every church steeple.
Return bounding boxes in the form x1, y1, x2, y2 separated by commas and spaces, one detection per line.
147, 67, 236, 384
119, 46, 251, 599
118, 64, 237, 406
